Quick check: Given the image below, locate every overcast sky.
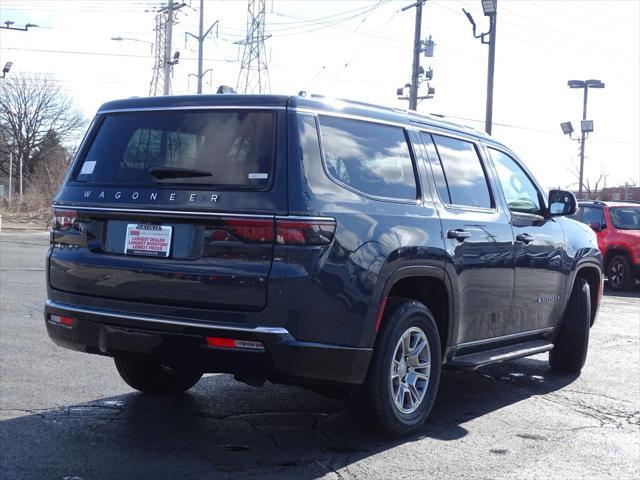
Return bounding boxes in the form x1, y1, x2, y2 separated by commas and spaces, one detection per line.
1, 0, 638, 190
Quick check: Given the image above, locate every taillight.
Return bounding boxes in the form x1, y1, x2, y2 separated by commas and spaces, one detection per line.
206, 218, 274, 243
53, 209, 78, 230
276, 218, 336, 246
204, 216, 336, 246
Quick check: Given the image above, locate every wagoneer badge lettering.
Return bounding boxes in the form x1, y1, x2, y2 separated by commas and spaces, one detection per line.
81, 190, 219, 202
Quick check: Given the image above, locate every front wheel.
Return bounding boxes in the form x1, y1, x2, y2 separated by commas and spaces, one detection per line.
347, 299, 442, 437
549, 278, 591, 373
114, 356, 203, 395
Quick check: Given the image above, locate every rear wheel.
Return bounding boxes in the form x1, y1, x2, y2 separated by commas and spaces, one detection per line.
114, 356, 202, 395
607, 254, 634, 291
549, 278, 591, 373
347, 299, 441, 437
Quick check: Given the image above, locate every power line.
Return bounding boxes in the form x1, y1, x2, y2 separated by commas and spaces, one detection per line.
0, 46, 236, 62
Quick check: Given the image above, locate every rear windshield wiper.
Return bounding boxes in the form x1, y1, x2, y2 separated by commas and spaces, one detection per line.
148, 167, 213, 179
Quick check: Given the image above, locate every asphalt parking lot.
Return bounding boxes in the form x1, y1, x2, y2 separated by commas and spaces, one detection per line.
1, 231, 639, 479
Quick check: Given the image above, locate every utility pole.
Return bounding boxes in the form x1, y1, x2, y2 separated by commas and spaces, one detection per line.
163, 0, 175, 96
19, 153, 23, 204
408, 1, 424, 111
8, 153, 12, 204
149, 1, 184, 96
186, 0, 219, 94
485, 3, 497, 135
462, 0, 498, 135
397, 1, 435, 109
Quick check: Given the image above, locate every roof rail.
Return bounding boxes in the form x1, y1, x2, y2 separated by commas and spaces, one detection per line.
408, 111, 483, 135
307, 94, 401, 114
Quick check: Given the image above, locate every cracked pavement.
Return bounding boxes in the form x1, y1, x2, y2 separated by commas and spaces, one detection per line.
1, 232, 639, 479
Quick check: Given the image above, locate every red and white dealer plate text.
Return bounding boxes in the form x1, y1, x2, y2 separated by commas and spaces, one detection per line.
124, 224, 172, 257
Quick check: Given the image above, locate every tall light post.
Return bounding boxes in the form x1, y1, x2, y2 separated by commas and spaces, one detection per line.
564, 79, 605, 198
463, 0, 497, 135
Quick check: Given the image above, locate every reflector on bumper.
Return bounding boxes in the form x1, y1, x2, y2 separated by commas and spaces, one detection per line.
205, 337, 265, 351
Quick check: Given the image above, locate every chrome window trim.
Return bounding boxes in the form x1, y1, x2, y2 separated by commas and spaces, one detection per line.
99, 105, 286, 114
52, 205, 276, 219
45, 300, 291, 335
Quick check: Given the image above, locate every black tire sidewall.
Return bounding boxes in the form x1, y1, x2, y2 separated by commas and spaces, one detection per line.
366, 300, 442, 436
550, 278, 590, 372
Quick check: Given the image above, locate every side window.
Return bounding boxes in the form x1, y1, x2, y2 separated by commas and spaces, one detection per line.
318, 116, 417, 200
432, 134, 492, 208
582, 206, 605, 228
488, 148, 542, 215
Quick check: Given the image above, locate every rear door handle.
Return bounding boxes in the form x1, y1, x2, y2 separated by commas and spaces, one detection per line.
447, 229, 471, 242
516, 233, 535, 244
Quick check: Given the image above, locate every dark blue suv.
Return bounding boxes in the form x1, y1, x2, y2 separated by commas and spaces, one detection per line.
45, 94, 602, 436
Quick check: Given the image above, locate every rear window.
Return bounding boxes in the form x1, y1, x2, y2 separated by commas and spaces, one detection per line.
74, 111, 275, 188
318, 116, 417, 201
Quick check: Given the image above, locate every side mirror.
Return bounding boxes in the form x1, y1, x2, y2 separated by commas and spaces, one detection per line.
548, 189, 577, 217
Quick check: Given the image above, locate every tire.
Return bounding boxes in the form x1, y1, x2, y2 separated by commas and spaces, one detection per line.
549, 278, 591, 373
607, 254, 634, 291
347, 298, 442, 437
114, 356, 203, 395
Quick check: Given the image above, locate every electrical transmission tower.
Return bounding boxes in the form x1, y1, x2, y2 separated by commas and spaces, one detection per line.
236, 0, 270, 94
149, 1, 184, 96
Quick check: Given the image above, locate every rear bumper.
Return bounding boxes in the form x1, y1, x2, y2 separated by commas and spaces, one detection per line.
44, 300, 372, 386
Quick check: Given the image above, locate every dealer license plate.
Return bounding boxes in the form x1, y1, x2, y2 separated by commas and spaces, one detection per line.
124, 224, 172, 257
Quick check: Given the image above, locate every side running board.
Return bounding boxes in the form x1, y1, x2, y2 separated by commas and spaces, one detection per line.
449, 340, 554, 370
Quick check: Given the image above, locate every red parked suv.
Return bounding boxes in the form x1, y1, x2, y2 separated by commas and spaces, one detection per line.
573, 201, 640, 290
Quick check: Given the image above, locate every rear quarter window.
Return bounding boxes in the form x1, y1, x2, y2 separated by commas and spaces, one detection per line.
74, 110, 275, 189
317, 116, 417, 201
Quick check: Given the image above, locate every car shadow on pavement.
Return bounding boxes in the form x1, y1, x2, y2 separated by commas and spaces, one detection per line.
1, 356, 578, 479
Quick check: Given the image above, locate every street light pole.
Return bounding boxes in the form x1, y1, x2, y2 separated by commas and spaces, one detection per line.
567, 79, 605, 198
462, 0, 498, 135
578, 86, 589, 199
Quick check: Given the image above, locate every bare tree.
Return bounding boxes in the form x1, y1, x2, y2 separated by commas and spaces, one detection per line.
568, 160, 608, 200
0, 73, 84, 181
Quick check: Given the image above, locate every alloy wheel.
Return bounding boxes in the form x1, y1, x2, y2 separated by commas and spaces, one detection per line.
609, 259, 626, 290
390, 326, 431, 414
